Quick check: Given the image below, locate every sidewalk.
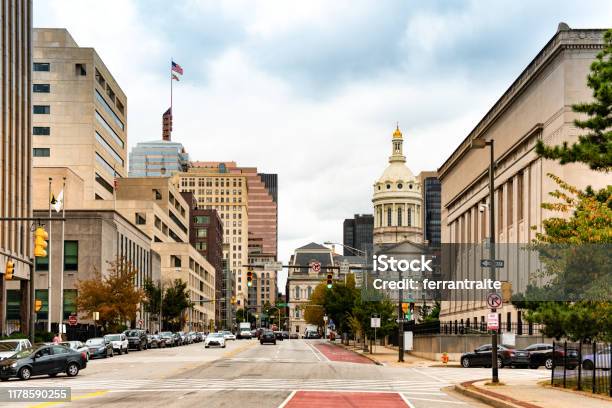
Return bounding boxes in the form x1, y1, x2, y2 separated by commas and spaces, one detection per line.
456, 378, 612, 408
337, 343, 458, 367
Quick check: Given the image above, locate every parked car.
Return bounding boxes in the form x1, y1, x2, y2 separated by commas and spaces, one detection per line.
582, 347, 610, 370
160, 332, 175, 347
281, 331, 289, 339
274, 331, 284, 341
460, 344, 515, 368
60, 341, 90, 361
104, 333, 129, 355
173, 333, 184, 346
0, 344, 87, 381
149, 334, 162, 348
222, 331, 236, 341
124, 329, 148, 351
260, 330, 276, 345
204, 333, 226, 348
513, 343, 579, 370
85, 338, 113, 359
0, 339, 33, 360
289, 333, 299, 339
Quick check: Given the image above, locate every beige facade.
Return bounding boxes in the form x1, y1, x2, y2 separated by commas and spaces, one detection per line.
373, 127, 423, 245
248, 245, 277, 315
32, 28, 127, 202
0, 0, 33, 335
438, 26, 609, 326
173, 168, 249, 307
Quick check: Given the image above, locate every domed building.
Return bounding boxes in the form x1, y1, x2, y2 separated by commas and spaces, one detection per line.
372, 126, 423, 245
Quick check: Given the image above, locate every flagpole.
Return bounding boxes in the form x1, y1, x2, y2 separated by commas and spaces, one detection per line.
58, 177, 66, 336
170, 58, 173, 115
47, 178, 52, 333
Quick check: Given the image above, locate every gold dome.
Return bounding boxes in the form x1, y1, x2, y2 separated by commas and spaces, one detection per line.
392, 124, 403, 139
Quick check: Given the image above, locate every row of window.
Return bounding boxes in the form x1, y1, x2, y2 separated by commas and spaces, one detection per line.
35, 241, 79, 271
181, 178, 243, 188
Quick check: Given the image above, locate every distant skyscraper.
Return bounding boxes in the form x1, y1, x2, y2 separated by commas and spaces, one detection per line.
419, 173, 441, 246
128, 140, 189, 177
343, 214, 373, 256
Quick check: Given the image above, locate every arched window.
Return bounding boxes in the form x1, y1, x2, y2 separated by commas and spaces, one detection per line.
387, 208, 392, 226
294, 286, 300, 299
378, 207, 383, 227
397, 207, 403, 226
407, 208, 412, 227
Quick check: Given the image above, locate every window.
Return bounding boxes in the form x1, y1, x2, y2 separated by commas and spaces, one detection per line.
95, 132, 124, 165
96, 152, 116, 177
33, 105, 50, 114
6, 290, 20, 320
95, 173, 114, 194
387, 208, 392, 226
397, 207, 402, 226
75, 63, 86, 76
517, 172, 524, 222
35, 289, 48, 320
195, 242, 207, 251
64, 241, 78, 271
33, 126, 50, 136
507, 179, 514, 227
63, 289, 77, 320
33, 148, 50, 157
135, 213, 146, 225
95, 90, 124, 130
407, 208, 412, 227
172, 256, 182, 268
33, 62, 50, 71
95, 68, 106, 87
197, 228, 207, 238
95, 111, 124, 148
193, 215, 209, 225
497, 189, 504, 232
153, 189, 162, 200
33, 83, 50, 93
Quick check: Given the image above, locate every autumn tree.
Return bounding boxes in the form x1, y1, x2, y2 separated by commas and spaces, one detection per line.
76, 258, 144, 332
303, 281, 327, 328
536, 29, 612, 171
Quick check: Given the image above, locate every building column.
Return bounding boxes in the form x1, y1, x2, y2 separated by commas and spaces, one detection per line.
20, 279, 29, 336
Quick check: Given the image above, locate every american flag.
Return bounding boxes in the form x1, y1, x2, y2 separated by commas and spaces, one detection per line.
171, 61, 183, 75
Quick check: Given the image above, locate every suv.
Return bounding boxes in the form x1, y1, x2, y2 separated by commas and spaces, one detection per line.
124, 329, 148, 351
104, 333, 129, 355
260, 330, 276, 345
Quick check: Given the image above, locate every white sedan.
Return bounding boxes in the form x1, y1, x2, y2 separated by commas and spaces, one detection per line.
204, 333, 226, 348
222, 331, 236, 341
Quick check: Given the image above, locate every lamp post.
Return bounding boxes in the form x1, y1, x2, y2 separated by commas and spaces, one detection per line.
471, 138, 499, 384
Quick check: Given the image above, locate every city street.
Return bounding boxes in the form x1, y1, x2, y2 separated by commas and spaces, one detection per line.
0, 339, 549, 408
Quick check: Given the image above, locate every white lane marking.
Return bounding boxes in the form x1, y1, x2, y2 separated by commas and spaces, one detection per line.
399, 392, 416, 408
303, 340, 322, 361
410, 368, 444, 383
402, 396, 467, 405
277, 390, 297, 408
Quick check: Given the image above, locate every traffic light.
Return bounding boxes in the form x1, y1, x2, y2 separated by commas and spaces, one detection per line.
326, 272, 333, 288
501, 281, 512, 302
230, 296, 236, 305
35, 299, 42, 312
247, 269, 253, 287
5, 260, 14, 280
34, 226, 49, 258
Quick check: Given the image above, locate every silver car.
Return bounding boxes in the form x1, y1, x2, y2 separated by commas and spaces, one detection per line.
61, 341, 90, 361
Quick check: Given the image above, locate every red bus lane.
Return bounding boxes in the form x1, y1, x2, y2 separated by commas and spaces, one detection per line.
283, 391, 409, 408
313, 343, 375, 364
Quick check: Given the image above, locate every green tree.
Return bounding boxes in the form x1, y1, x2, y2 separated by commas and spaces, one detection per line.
536, 29, 612, 171
352, 296, 397, 343
324, 274, 359, 334
142, 279, 161, 323
161, 279, 193, 331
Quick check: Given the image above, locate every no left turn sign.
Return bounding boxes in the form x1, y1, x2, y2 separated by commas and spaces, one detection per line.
487, 293, 503, 309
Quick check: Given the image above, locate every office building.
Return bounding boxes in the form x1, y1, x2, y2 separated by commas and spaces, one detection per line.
343, 214, 373, 256
128, 140, 189, 177
247, 236, 277, 319
372, 126, 424, 245
32, 28, 127, 201
0, 0, 33, 336
418, 172, 441, 247
438, 24, 610, 329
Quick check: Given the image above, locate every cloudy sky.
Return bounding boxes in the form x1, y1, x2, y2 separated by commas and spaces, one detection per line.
35, 0, 611, 288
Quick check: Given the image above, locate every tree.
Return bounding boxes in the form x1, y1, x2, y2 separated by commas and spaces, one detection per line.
161, 279, 193, 331
418, 301, 440, 323
76, 258, 144, 332
142, 279, 161, 323
324, 274, 360, 334
352, 296, 397, 344
303, 282, 327, 328
536, 29, 612, 172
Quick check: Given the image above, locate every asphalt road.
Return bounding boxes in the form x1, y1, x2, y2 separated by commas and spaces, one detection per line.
0, 339, 548, 408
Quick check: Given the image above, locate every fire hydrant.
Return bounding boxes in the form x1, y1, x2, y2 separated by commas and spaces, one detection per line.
441, 352, 449, 366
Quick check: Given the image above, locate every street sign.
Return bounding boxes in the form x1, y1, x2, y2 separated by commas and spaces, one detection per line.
68, 315, 78, 326
486, 293, 503, 309
395, 318, 411, 323
311, 261, 321, 273
487, 313, 499, 330
276, 303, 287, 307
404, 331, 413, 351
264, 261, 283, 271
480, 259, 504, 268
370, 317, 381, 328
340, 260, 350, 274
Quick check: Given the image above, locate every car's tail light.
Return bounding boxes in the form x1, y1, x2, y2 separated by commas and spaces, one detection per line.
81, 352, 87, 360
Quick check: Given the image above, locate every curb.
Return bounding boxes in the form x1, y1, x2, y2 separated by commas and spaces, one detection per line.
454, 380, 542, 408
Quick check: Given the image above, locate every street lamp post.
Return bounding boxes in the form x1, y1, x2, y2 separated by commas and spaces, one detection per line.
471, 138, 499, 383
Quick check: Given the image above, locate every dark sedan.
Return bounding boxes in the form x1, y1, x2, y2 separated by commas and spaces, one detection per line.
512, 343, 578, 369
460, 344, 515, 368
274, 331, 284, 341
0, 344, 87, 381
124, 329, 148, 351
260, 330, 276, 345
85, 338, 114, 359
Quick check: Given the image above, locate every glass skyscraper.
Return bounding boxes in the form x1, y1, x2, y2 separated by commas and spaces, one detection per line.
128, 140, 189, 177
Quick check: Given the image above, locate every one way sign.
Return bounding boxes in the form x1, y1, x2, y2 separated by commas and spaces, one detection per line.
480, 259, 504, 268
